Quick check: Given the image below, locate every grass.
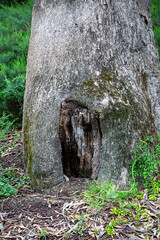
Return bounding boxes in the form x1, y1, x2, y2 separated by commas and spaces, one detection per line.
81, 135, 160, 238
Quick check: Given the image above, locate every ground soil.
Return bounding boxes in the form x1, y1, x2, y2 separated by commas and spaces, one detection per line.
0, 132, 159, 240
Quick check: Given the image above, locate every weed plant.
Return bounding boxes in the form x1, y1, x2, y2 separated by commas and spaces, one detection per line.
131, 135, 160, 193
38, 229, 48, 239
74, 215, 89, 236
0, 112, 16, 139
0, 164, 30, 197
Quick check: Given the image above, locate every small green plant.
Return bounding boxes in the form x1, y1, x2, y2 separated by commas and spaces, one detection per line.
38, 228, 48, 239
0, 112, 16, 139
83, 180, 138, 209
149, 194, 157, 200
105, 224, 115, 238
74, 215, 88, 236
105, 218, 123, 238
111, 207, 130, 216
83, 181, 120, 209
0, 181, 18, 197
13, 130, 21, 142
131, 136, 160, 193
63, 233, 72, 239
93, 228, 98, 236
0, 164, 30, 198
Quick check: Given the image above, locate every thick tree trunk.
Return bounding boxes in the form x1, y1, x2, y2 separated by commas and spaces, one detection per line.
23, 0, 160, 191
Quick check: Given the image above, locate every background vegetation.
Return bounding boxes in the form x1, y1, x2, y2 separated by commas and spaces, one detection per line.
0, 0, 33, 126
151, 0, 160, 60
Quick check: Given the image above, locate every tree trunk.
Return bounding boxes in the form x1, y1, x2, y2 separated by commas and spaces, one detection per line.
23, 0, 160, 192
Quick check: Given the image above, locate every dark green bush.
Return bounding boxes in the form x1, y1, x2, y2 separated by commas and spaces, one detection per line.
0, 0, 28, 7
0, 0, 33, 123
151, 0, 160, 60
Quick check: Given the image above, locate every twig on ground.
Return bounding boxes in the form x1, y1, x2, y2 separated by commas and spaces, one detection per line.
144, 192, 160, 216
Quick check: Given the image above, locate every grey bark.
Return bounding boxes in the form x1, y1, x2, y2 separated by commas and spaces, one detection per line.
23, 0, 160, 191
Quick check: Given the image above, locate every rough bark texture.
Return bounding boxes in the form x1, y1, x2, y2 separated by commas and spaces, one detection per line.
23, 0, 160, 191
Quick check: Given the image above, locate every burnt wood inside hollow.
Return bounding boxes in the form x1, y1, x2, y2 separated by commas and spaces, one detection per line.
59, 97, 102, 179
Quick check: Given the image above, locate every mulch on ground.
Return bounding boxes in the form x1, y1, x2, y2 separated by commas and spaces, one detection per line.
0, 132, 159, 240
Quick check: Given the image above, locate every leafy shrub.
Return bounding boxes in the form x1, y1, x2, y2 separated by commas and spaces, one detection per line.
151, 0, 160, 28
152, 27, 160, 59
0, 164, 30, 198
0, 0, 28, 6
0, 112, 16, 139
151, 0, 160, 60
0, 165, 18, 197
0, 181, 18, 197
0, 0, 33, 123
0, 75, 25, 119
131, 136, 160, 193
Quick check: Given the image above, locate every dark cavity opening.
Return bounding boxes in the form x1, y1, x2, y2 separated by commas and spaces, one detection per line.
59, 97, 102, 179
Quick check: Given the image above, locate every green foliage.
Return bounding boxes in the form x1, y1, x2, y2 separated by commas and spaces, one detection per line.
132, 136, 160, 192
151, 0, 160, 60
111, 207, 131, 217
83, 181, 117, 209
0, 112, 16, 139
0, 123, 30, 198
151, 0, 160, 28
83, 180, 138, 209
0, 0, 28, 6
74, 215, 89, 236
0, 164, 30, 198
105, 202, 150, 238
0, 75, 25, 117
38, 229, 48, 239
0, 0, 33, 122
83, 136, 159, 211
0, 181, 18, 197
105, 219, 124, 238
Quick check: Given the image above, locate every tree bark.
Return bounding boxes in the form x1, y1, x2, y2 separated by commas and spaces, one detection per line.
23, 0, 160, 191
